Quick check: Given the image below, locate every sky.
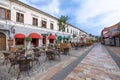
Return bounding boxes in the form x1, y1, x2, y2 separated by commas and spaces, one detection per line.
19, 0, 120, 36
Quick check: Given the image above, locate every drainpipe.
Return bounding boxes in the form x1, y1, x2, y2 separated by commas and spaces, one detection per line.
7, 0, 13, 51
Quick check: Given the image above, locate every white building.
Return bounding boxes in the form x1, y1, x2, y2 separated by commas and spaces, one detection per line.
0, 0, 89, 50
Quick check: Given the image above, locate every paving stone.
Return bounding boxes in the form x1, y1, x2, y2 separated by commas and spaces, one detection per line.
65, 44, 120, 80
85, 78, 92, 80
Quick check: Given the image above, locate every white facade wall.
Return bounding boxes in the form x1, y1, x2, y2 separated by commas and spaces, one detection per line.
0, 0, 89, 50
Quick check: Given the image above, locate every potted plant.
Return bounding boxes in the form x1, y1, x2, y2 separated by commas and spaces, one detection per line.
25, 37, 32, 50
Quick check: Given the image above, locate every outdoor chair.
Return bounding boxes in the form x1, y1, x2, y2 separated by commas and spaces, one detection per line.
17, 58, 31, 80
54, 48, 61, 60
3, 52, 10, 64
63, 47, 69, 55
46, 50, 55, 61
8, 56, 18, 73
33, 48, 41, 65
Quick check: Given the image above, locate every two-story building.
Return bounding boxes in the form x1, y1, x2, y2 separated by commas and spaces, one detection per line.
0, 0, 89, 51
101, 22, 120, 46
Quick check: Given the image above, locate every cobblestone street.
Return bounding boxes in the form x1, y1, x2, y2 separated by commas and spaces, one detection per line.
65, 44, 120, 80
0, 44, 120, 80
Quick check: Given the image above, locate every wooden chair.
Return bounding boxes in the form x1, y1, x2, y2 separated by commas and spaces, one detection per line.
3, 52, 10, 64
33, 48, 41, 65
8, 56, 18, 73
17, 58, 31, 80
54, 48, 61, 60
63, 47, 69, 55
46, 50, 55, 61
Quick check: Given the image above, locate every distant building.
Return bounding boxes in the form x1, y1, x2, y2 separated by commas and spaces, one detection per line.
101, 22, 120, 46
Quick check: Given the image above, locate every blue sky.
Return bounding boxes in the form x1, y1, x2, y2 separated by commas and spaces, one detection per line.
19, 0, 120, 36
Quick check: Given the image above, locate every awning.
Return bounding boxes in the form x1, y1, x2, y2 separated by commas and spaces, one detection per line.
48, 35, 56, 39
57, 36, 62, 40
14, 33, 25, 38
80, 37, 84, 40
29, 33, 41, 38
63, 36, 70, 40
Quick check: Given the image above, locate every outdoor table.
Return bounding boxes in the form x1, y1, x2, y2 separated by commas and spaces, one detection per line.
46, 49, 56, 60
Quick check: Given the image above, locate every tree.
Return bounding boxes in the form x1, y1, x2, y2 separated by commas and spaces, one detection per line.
58, 15, 69, 32
58, 15, 69, 42
10, 0, 18, 2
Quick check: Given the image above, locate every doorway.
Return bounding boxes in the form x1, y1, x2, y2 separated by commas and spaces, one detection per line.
0, 32, 6, 50
42, 36, 46, 46
31, 38, 39, 47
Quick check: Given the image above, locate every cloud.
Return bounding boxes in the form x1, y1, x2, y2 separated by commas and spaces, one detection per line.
19, 0, 120, 35
75, 0, 120, 29
20, 0, 60, 17
40, 0, 60, 16
19, 0, 44, 3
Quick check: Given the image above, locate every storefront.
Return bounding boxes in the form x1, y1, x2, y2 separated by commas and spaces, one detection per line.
48, 34, 56, 44
110, 29, 120, 47
29, 33, 41, 47
14, 33, 25, 46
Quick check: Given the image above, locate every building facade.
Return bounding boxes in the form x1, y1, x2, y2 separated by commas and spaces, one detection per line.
101, 22, 120, 47
0, 0, 89, 51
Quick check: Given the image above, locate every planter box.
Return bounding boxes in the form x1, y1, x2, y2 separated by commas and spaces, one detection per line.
60, 43, 72, 51
10, 47, 18, 52
85, 42, 93, 46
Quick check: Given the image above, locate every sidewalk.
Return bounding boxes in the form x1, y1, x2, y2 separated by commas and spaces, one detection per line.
107, 46, 120, 57
31, 46, 92, 80
65, 44, 120, 80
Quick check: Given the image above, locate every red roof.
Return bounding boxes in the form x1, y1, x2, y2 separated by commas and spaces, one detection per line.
29, 33, 41, 38
48, 35, 56, 39
14, 33, 25, 38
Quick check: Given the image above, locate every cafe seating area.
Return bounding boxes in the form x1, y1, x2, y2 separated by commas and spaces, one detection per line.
0, 42, 92, 80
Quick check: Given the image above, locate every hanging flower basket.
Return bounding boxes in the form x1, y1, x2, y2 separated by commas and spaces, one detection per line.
25, 37, 32, 42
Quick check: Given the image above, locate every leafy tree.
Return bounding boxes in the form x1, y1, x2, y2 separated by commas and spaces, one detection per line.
58, 15, 69, 43
58, 15, 69, 32
10, 0, 18, 2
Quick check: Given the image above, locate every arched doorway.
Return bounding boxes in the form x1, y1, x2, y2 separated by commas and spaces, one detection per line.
0, 32, 6, 50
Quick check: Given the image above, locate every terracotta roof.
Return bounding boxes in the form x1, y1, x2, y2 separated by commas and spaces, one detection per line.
101, 22, 120, 35
106, 22, 120, 30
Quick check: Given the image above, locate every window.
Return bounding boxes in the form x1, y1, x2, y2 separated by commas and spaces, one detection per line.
50, 23, 54, 29
16, 12, 24, 23
1, 8, 5, 19
67, 28, 69, 33
33, 17, 38, 26
6, 10, 11, 20
71, 30, 72, 33
41, 20, 47, 28
0, 7, 11, 20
